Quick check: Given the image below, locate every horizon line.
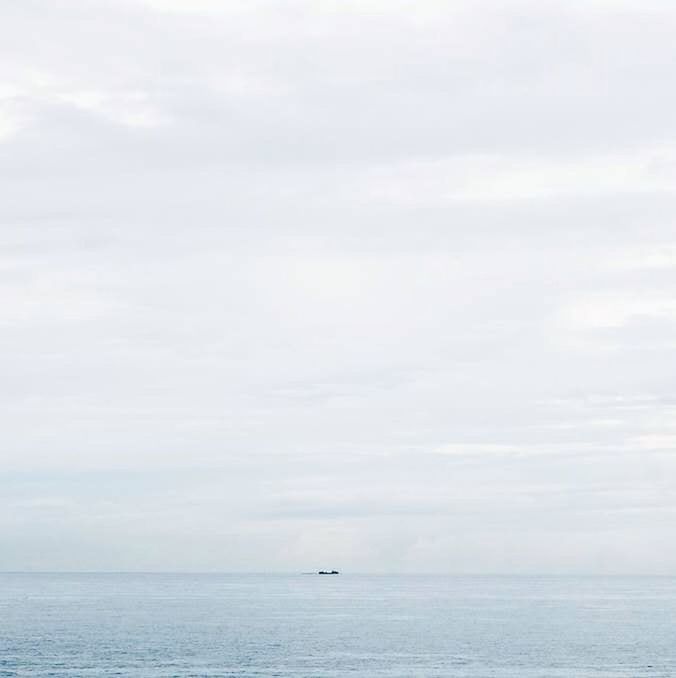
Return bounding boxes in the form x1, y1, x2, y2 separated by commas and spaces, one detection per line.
1, 570, 675, 577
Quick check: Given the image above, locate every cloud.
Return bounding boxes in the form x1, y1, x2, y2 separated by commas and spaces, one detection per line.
55, 90, 168, 128
0, 105, 21, 142
2, 0, 676, 572
556, 293, 676, 332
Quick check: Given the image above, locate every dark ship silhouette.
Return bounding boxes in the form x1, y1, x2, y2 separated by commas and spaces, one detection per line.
318, 570, 339, 575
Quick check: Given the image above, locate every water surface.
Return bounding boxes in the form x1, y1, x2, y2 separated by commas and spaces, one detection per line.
1, 574, 674, 676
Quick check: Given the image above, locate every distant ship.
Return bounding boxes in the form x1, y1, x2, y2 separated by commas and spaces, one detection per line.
318, 570, 339, 575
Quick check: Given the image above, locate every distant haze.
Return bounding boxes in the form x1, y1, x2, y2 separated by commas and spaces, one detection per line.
2, 0, 676, 573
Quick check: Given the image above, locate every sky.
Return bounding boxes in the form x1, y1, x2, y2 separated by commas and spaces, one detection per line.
2, 0, 676, 573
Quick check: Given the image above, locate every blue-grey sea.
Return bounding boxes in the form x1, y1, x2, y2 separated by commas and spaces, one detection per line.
1, 574, 674, 677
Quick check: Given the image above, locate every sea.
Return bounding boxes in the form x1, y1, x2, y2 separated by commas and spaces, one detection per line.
1, 573, 674, 677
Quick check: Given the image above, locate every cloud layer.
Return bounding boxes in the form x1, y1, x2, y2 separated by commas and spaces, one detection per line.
2, 0, 676, 572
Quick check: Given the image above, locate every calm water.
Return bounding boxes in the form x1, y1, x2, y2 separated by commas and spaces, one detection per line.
1, 574, 674, 677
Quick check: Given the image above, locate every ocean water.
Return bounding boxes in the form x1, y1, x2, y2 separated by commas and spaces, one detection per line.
1, 574, 674, 677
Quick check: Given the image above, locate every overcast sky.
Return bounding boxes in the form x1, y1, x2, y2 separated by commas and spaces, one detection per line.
2, 0, 676, 573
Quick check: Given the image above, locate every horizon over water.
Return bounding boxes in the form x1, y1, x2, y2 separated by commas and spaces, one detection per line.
1, 573, 674, 677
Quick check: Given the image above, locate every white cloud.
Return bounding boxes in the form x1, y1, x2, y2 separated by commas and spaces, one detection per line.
356, 148, 676, 206
632, 434, 676, 451
607, 244, 676, 272
2, 0, 676, 572
56, 90, 168, 128
556, 294, 676, 331
0, 106, 21, 141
